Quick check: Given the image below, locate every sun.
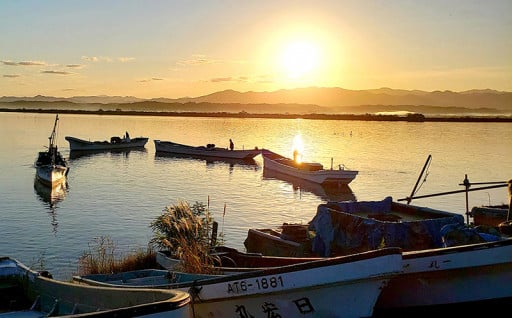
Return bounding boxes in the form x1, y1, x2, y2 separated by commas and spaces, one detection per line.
279, 40, 319, 79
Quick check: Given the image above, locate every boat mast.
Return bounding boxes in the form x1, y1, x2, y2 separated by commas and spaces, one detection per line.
48, 114, 59, 163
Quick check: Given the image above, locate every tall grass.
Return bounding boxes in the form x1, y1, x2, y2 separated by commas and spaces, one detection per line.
77, 199, 223, 275
76, 236, 157, 275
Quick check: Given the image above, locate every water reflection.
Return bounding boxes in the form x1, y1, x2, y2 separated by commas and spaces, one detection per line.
263, 168, 356, 202
33, 178, 68, 234
155, 151, 260, 168
69, 148, 147, 160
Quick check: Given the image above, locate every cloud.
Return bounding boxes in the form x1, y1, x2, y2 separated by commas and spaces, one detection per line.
82, 56, 99, 62
138, 77, 165, 83
41, 70, 73, 75
118, 57, 135, 62
81, 56, 112, 62
177, 54, 218, 66
3, 74, 20, 78
65, 64, 83, 68
210, 76, 250, 83
1, 60, 46, 66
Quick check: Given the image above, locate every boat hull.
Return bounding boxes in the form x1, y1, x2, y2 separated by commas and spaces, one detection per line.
76, 248, 402, 318
261, 149, 358, 185
35, 164, 68, 187
0, 257, 191, 317
65, 136, 149, 151
154, 140, 261, 159
375, 239, 512, 311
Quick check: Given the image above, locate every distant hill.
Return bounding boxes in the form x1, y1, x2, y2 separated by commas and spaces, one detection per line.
1, 87, 511, 115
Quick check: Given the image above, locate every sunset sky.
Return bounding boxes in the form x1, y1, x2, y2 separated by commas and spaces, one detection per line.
1, 0, 511, 98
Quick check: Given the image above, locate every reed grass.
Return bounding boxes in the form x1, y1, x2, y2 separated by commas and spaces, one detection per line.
77, 199, 223, 275
76, 236, 157, 275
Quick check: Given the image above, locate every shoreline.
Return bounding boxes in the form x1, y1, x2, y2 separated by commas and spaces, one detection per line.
1, 108, 511, 123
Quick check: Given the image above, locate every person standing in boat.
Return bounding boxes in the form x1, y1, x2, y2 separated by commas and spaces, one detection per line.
229, 139, 234, 150
125, 131, 131, 142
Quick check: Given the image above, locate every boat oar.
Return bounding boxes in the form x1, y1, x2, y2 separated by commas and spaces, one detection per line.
498, 179, 512, 235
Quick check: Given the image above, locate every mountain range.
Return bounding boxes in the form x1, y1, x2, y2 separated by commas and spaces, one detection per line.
1, 87, 511, 115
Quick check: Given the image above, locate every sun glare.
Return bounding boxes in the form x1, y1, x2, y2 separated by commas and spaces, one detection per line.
292, 134, 304, 162
280, 41, 319, 79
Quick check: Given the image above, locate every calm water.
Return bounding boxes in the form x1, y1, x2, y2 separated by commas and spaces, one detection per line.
1, 112, 511, 280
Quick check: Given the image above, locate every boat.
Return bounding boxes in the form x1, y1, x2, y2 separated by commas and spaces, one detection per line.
155, 245, 325, 274
261, 148, 358, 186
74, 248, 403, 318
0, 256, 191, 317
309, 196, 470, 255
243, 196, 512, 312
65, 132, 148, 151
470, 179, 512, 228
34, 114, 69, 187
244, 223, 313, 257
470, 204, 510, 227
373, 239, 512, 315
154, 139, 261, 160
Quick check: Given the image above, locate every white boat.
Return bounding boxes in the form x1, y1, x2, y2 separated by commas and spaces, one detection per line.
244, 197, 512, 312
34, 114, 69, 187
74, 248, 403, 318
0, 256, 191, 317
374, 239, 512, 314
154, 139, 261, 160
261, 148, 358, 186
136, 235, 512, 314
65, 132, 148, 151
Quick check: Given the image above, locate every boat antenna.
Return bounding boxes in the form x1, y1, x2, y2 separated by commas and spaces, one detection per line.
406, 154, 432, 204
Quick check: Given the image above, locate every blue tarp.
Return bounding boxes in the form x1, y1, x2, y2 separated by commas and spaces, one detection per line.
309, 197, 465, 256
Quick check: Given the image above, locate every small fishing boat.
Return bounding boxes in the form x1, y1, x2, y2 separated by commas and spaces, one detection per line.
65, 132, 148, 151
75, 248, 403, 318
244, 223, 313, 257
154, 140, 261, 160
34, 114, 69, 187
242, 195, 512, 313
261, 148, 358, 186
0, 256, 191, 317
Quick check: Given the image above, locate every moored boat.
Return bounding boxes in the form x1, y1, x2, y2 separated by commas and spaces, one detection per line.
65, 132, 148, 151
34, 114, 69, 187
243, 196, 512, 312
261, 148, 358, 186
154, 139, 261, 160
75, 248, 403, 318
244, 223, 313, 257
0, 256, 191, 317
470, 205, 509, 227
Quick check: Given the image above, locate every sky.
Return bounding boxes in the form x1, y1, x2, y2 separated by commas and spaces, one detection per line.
1, 0, 511, 99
